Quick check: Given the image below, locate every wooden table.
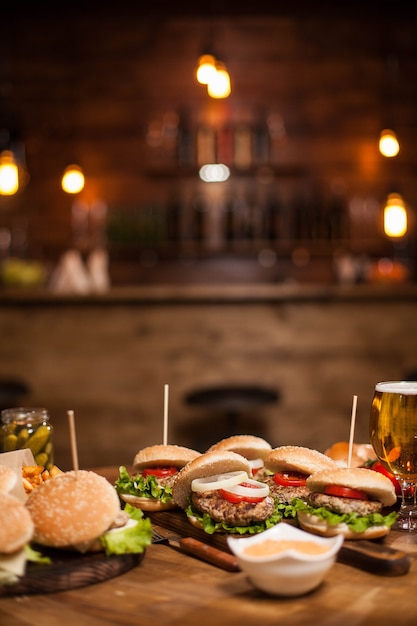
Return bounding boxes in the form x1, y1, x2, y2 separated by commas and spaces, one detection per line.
1, 466, 417, 626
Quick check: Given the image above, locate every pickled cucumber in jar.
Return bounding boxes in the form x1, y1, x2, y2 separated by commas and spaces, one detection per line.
0, 407, 54, 470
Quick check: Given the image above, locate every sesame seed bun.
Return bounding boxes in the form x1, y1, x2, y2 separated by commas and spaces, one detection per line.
324, 441, 377, 468
26, 470, 121, 550
306, 467, 397, 507
207, 435, 272, 460
0, 464, 17, 493
133, 444, 201, 471
264, 446, 338, 475
0, 491, 34, 554
172, 450, 252, 509
297, 467, 397, 540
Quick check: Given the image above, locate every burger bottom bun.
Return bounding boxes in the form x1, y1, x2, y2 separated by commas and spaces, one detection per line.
121, 493, 178, 512
297, 511, 391, 540
187, 515, 205, 531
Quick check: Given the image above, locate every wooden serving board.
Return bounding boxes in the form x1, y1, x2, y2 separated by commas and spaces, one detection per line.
147, 510, 413, 576
0, 548, 145, 597
148, 510, 233, 552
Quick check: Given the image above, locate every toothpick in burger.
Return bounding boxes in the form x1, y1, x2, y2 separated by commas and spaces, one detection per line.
115, 444, 201, 511
26, 469, 152, 555
172, 450, 282, 535
294, 467, 397, 540
207, 434, 272, 478
261, 445, 339, 519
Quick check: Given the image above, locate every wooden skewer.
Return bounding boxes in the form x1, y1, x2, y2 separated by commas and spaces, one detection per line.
67, 409, 79, 475
163, 384, 169, 446
347, 395, 358, 469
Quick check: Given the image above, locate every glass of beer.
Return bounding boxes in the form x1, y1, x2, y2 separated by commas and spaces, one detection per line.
370, 381, 417, 531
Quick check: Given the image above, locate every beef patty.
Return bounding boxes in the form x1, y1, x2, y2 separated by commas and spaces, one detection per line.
191, 490, 275, 526
307, 492, 383, 516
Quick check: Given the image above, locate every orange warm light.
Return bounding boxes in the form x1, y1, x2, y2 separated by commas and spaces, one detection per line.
379, 129, 400, 157
196, 53, 231, 99
61, 164, 85, 194
383, 193, 407, 238
0, 151, 19, 195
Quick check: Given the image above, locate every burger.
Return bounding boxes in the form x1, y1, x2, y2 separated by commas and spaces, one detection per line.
115, 444, 201, 511
172, 450, 282, 535
324, 441, 377, 468
0, 491, 34, 585
26, 469, 152, 555
207, 435, 272, 478
294, 467, 397, 540
0, 464, 18, 493
261, 446, 338, 518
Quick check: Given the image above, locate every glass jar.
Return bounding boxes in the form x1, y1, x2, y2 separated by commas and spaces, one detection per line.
0, 407, 54, 469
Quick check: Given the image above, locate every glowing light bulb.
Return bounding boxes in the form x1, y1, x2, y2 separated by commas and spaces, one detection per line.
62, 164, 85, 194
207, 64, 231, 99
196, 55, 217, 85
0, 151, 19, 195
379, 129, 400, 157
384, 193, 407, 237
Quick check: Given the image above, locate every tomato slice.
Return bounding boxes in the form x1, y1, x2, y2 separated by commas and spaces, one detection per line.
219, 481, 267, 503
142, 466, 178, 478
369, 461, 402, 495
324, 484, 368, 500
273, 471, 307, 487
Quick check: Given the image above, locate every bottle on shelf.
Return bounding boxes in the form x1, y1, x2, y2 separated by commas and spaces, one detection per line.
233, 124, 252, 170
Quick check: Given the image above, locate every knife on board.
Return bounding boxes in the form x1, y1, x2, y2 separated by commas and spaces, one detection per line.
337, 539, 412, 576
151, 525, 240, 572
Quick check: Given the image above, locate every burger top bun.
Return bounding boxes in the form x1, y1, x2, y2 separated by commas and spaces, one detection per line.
0, 464, 17, 493
297, 511, 391, 540
133, 444, 201, 471
172, 450, 252, 509
0, 491, 34, 553
264, 445, 338, 475
306, 467, 397, 507
207, 435, 272, 460
26, 470, 121, 549
324, 441, 377, 468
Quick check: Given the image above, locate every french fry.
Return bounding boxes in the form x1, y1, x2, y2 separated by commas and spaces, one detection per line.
22, 464, 63, 493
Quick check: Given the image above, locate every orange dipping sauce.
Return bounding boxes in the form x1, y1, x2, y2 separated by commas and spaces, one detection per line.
243, 539, 329, 557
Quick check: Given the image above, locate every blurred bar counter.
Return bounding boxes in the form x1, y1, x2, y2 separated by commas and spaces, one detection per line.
1, 282, 417, 473
2, 281, 417, 304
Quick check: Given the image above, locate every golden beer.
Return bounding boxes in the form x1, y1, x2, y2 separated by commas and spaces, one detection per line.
370, 381, 417, 481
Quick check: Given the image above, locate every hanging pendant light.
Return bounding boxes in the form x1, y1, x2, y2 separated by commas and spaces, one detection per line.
379, 129, 400, 157
0, 150, 19, 195
61, 164, 85, 194
207, 62, 231, 99
383, 192, 407, 237
196, 54, 217, 85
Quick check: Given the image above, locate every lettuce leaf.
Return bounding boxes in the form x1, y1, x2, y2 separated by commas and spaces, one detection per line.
25, 544, 52, 565
100, 503, 152, 556
292, 497, 398, 533
185, 499, 283, 535
114, 465, 174, 504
